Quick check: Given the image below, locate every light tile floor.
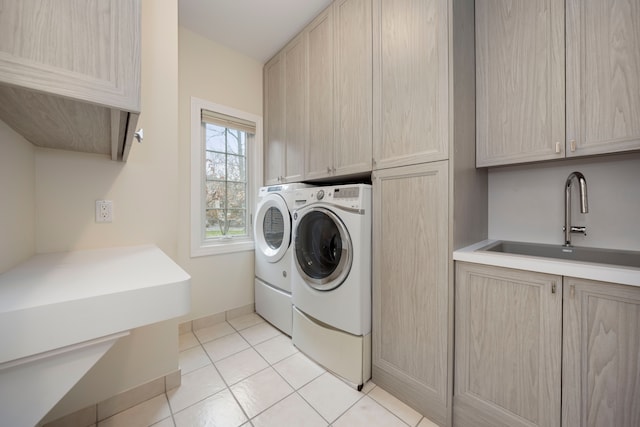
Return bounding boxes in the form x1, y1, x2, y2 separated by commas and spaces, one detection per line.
97, 313, 440, 427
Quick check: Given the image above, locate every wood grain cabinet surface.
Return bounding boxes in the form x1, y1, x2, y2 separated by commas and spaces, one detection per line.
0, 0, 141, 161
454, 262, 563, 427
476, 0, 640, 167
562, 277, 640, 427
455, 263, 640, 427
372, 0, 449, 169
263, 34, 306, 185
265, 0, 372, 184
373, 161, 450, 425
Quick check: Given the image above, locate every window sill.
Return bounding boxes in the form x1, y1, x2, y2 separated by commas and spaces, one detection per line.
191, 239, 254, 258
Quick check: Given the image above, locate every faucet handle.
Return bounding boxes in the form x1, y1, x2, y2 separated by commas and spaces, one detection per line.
570, 226, 587, 236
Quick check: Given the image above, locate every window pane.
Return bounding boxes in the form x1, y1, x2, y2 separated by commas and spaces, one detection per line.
206, 181, 226, 209
226, 130, 246, 155
201, 109, 252, 241
226, 154, 246, 182
205, 151, 226, 181
226, 209, 246, 235
205, 209, 226, 237
205, 124, 226, 152
227, 182, 246, 209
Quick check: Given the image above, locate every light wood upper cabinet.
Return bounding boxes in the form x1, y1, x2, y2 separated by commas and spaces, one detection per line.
475, 0, 564, 167
454, 262, 562, 427
283, 35, 306, 183
566, 0, 640, 157
263, 34, 306, 185
333, 0, 372, 176
0, 0, 140, 161
305, 0, 372, 181
373, 161, 450, 425
477, 0, 640, 167
306, 8, 335, 180
373, 0, 449, 169
562, 277, 640, 427
264, 54, 286, 185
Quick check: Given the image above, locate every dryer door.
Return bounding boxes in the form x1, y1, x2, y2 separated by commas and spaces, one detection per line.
293, 207, 352, 291
254, 194, 290, 263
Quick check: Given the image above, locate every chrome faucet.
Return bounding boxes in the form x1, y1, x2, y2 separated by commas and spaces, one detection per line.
563, 171, 588, 246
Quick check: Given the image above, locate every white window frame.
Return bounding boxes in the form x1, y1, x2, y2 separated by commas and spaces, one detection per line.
190, 97, 263, 257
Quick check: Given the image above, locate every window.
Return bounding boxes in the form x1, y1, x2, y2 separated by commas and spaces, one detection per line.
191, 98, 262, 256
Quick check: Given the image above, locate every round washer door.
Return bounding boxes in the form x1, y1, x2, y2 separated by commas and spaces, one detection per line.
293, 207, 352, 291
254, 194, 290, 263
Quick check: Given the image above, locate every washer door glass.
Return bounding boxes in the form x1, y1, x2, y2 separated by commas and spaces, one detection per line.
294, 207, 352, 291
254, 194, 290, 263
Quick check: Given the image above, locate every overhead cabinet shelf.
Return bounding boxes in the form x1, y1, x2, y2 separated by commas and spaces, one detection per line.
0, 0, 141, 161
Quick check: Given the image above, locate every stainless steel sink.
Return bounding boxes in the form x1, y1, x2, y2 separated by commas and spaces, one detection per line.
479, 241, 640, 269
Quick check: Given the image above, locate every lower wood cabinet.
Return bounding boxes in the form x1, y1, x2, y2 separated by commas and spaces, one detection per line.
454, 262, 640, 427
372, 161, 450, 425
454, 262, 562, 427
562, 277, 640, 427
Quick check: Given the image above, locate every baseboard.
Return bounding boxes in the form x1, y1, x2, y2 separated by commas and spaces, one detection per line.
41, 369, 181, 427
179, 303, 255, 333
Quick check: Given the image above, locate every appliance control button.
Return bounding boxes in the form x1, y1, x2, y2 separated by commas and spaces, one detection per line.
317, 189, 325, 200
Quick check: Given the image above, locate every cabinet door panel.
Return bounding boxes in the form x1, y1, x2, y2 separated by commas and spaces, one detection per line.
374, 0, 449, 168
373, 161, 449, 424
284, 36, 306, 183
306, 9, 334, 180
563, 278, 640, 427
566, 0, 640, 157
454, 263, 562, 427
475, 0, 564, 167
0, 0, 140, 111
334, 0, 372, 175
264, 55, 285, 185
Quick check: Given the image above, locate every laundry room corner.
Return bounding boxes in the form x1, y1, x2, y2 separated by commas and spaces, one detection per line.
176, 27, 264, 322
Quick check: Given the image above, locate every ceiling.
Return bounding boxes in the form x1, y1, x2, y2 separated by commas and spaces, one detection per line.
178, 0, 333, 63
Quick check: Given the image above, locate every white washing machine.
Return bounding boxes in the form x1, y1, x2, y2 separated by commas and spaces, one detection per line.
254, 183, 312, 335
291, 183, 372, 389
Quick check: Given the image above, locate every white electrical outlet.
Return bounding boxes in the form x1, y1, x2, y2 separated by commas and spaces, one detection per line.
95, 200, 113, 223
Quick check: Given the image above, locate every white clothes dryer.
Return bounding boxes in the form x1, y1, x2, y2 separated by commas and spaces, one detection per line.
290, 183, 372, 389
254, 183, 312, 335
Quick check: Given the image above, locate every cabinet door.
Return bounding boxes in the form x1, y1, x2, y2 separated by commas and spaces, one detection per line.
264, 54, 285, 185
0, 0, 140, 112
283, 35, 306, 183
563, 278, 640, 427
566, 1, 640, 157
372, 161, 449, 425
373, 0, 449, 169
334, 0, 372, 176
306, 8, 335, 181
475, 0, 565, 167
454, 263, 562, 427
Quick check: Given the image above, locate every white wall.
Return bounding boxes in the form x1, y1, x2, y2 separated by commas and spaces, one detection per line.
0, 120, 35, 273
488, 152, 640, 251
177, 27, 263, 320
40, 0, 181, 421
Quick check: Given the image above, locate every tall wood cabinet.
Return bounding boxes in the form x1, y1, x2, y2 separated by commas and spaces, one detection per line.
372, 1, 487, 425
563, 278, 640, 427
373, 161, 451, 423
263, 34, 306, 185
0, 0, 141, 161
372, 0, 449, 169
476, 0, 640, 167
454, 263, 562, 427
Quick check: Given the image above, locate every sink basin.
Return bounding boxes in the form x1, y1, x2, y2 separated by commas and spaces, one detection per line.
479, 241, 640, 269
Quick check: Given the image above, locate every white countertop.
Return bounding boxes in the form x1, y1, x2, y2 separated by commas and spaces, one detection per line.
0, 245, 191, 364
453, 240, 640, 287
